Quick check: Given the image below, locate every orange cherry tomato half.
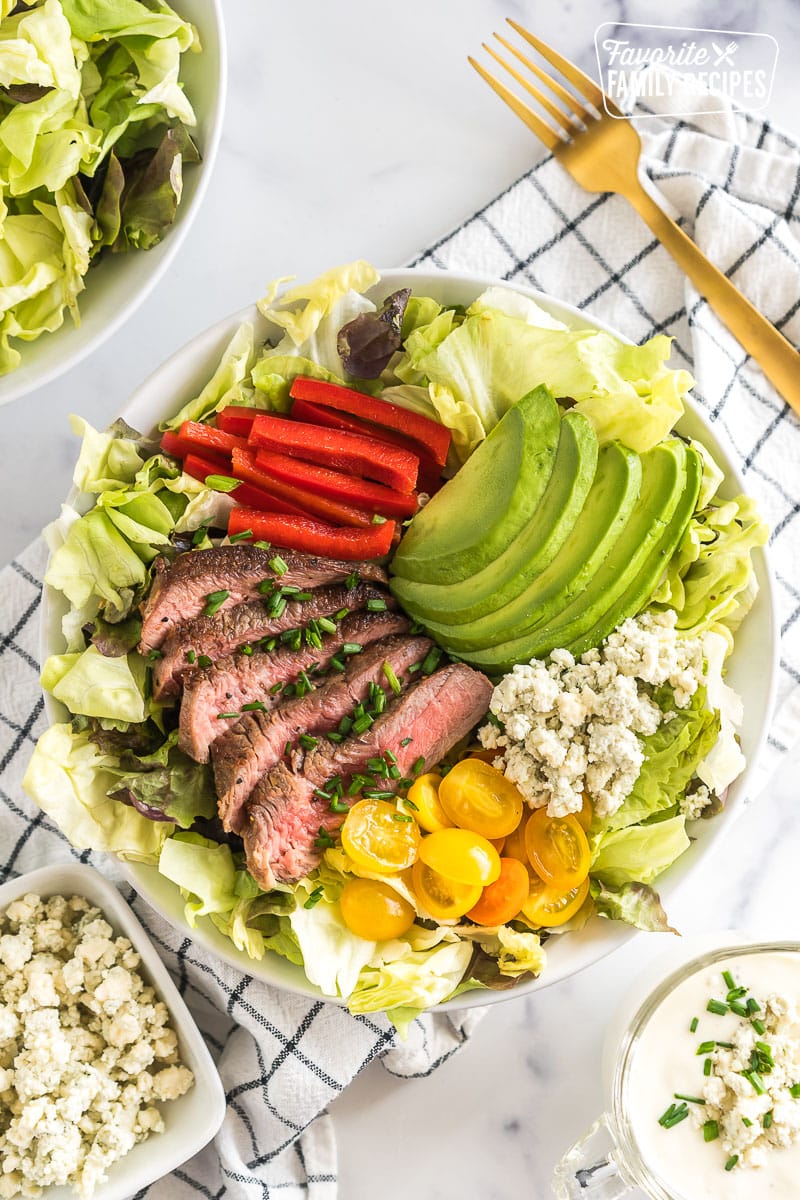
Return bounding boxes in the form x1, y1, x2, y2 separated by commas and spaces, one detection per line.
339, 878, 416, 941
524, 808, 591, 889
418, 828, 501, 886
411, 860, 482, 921
438, 759, 524, 839
489, 836, 506, 854
521, 875, 590, 928
466, 858, 530, 926
503, 810, 531, 864
576, 793, 594, 832
341, 799, 421, 874
406, 772, 453, 833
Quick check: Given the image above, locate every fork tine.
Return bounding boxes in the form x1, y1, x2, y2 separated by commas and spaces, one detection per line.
492, 32, 591, 128
486, 38, 584, 135
506, 19, 617, 115
468, 56, 561, 151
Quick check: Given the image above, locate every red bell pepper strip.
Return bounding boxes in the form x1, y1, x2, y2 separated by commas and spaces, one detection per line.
182, 455, 311, 517
231, 448, 376, 529
160, 430, 229, 469
252, 448, 419, 519
215, 405, 263, 436
228, 508, 396, 561
290, 397, 442, 493
179, 420, 250, 457
248, 413, 418, 494
289, 375, 451, 466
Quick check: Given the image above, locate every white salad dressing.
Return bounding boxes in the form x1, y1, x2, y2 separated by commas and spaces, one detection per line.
626, 950, 800, 1200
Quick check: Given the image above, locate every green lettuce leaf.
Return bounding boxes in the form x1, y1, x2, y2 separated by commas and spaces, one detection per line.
250, 353, 344, 411
590, 879, 678, 934
41, 644, 147, 722
45, 506, 147, 615
113, 122, 200, 253
589, 814, 690, 888
58, 0, 194, 47
0, 1, 82, 98
23, 723, 170, 861
257, 260, 379, 348
349, 938, 474, 1017
158, 832, 239, 927
161, 322, 256, 430
598, 686, 720, 834
393, 305, 691, 463
70, 414, 144, 493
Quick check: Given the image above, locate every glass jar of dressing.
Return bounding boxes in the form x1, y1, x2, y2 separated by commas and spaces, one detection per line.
553, 940, 800, 1200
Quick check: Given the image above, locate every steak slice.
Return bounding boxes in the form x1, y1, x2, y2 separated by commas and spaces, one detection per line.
179, 608, 409, 763
243, 663, 493, 889
139, 545, 389, 654
152, 580, 390, 700
213, 633, 432, 834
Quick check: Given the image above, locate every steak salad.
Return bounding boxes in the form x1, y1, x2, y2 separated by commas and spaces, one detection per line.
25, 262, 768, 1022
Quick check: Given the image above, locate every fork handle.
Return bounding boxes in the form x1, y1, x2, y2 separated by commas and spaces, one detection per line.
621, 179, 800, 417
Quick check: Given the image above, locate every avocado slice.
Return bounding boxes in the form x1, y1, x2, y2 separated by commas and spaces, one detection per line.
423, 441, 642, 651
462, 440, 697, 673
391, 409, 599, 624
390, 385, 560, 585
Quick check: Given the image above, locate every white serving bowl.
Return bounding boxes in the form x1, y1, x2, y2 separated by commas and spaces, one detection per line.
0, 0, 227, 408
40, 267, 779, 1012
0, 862, 226, 1199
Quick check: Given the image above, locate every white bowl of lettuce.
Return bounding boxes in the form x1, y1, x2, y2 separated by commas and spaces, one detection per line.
0, 0, 226, 405
28, 263, 778, 1020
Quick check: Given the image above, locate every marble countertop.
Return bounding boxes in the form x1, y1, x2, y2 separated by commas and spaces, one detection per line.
2, 1, 798, 1196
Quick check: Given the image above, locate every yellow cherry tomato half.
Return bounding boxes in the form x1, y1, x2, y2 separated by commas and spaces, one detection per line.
577, 793, 594, 832
406, 772, 453, 833
341, 799, 421, 874
411, 860, 482, 921
438, 759, 524, 839
502, 809, 530, 864
521, 875, 590, 928
466, 857, 530, 926
418, 828, 501, 886
524, 808, 591, 889
339, 878, 416, 941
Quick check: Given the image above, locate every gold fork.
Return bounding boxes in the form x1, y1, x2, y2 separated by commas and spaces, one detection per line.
470, 21, 800, 417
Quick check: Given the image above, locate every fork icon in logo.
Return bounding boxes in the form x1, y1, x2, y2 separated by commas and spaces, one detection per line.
711, 40, 738, 66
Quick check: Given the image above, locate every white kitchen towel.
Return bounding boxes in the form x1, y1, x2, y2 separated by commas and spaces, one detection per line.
2, 78, 800, 1198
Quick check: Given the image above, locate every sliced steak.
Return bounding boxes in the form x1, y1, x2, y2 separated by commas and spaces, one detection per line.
179, 608, 409, 763
214, 633, 432, 834
152, 580, 390, 700
139, 545, 389, 654
243, 663, 493, 889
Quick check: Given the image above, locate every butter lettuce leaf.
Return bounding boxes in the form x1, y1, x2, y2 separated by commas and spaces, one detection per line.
589, 814, 690, 888
158, 832, 239, 927
41, 644, 147, 722
162, 322, 256, 430
590, 879, 678, 934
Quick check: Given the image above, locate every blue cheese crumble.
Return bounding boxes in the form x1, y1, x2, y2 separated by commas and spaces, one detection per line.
0, 893, 193, 1199
478, 610, 707, 819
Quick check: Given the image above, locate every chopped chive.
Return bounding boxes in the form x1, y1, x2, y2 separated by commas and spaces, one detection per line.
742, 1117, 753, 1127
396, 777, 414, 789
703, 1120, 719, 1142
204, 588, 230, 617
789, 1083, 800, 1098
192, 520, 212, 546
392, 812, 413, 822
303, 886, 324, 910
148, 649, 163, 661
298, 670, 314, 693
342, 642, 362, 656
338, 715, 353, 735
269, 555, 288, 576
269, 682, 283, 695
186, 649, 196, 664
371, 514, 387, 524
716, 1041, 734, 1049
658, 1102, 689, 1129
217, 712, 239, 720
752, 1018, 766, 1035
305, 628, 323, 650
295, 591, 313, 601
241, 701, 267, 713
730, 1001, 749, 1018
345, 571, 359, 590
764, 1111, 774, 1129
366, 598, 387, 611
258, 579, 275, 595
408, 662, 421, 674
707, 999, 728, 1016
198, 654, 212, 668
388, 764, 402, 779
401, 737, 412, 747
330, 656, 345, 673
384, 749, 397, 764
334, 608, 349, 621
352, 713, 373, 735
372, 689, 386, 714
229, 528, 253, 543
284, 740, 291, 756
690, 1017, 699, 1033
313, 826, 335, 849
362, 789, 396, 800
420, 646, 442, 675
696, 1041, 716, 1056
383, 661, 402, 695
329, 797, 349, 813
703, 1059, 712, 1076
253, 540, 271, 551
205, 474, 240, 492
722, 970, 736, 990
412, 756, 425, 774
673, 1094, 706, 1106
299, 735, 318, 750
367, 757, 388, 773
327, 731, 343, 743
318, 616, 337, 634
724, 1156, 738, 1172
726, 986, 748, 1002
313, 788, 332, 801
402, 797, 419, 811
747, 998, 761, 1015
241, 644, 253, 656
267, 594, 287, 619
743, 1071, 766, 1095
